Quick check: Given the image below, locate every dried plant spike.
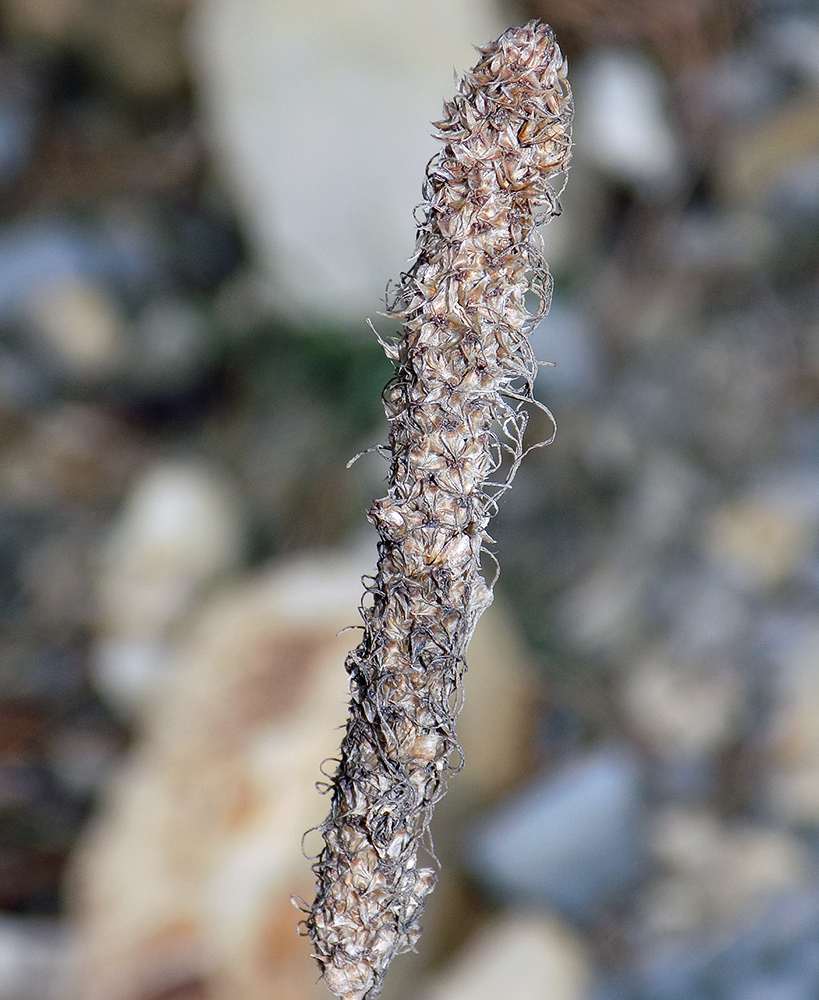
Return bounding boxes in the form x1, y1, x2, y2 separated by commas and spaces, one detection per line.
304, 20, 572, 1000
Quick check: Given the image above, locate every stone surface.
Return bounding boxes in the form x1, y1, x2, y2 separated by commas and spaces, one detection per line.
574, 49, 684, 197
603, 889, 819, 1000
623, 452, 709, 548
0, 217, 155, 317
130, 297, 211, 393
717, 94, 819, 209
0, 63, 37, 183
187, 0, 506, 324
0, 917, 63, 1000
639, 808, 811, 943
702, 471, 819, 590
423, 911, 590, 1000
3, 0, 188, 98
467, 747, 644, 922
92, 459, 245, 714
68, 552, 364, 1000
764, 623, 819, 826
21, 278, 127, 382
557, 552, 651, 659
66, 549, 541, 1000
620, 646, 747, 760
530, 301, 606, 402
0, 403, 141, 510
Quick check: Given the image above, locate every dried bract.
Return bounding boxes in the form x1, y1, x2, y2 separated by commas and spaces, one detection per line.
303, 20, 572, 1000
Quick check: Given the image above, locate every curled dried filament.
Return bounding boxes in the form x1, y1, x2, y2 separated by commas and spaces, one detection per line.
304, 20, 573, 1000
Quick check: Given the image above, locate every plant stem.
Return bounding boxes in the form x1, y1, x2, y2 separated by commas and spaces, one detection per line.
304, 21, 573, 1000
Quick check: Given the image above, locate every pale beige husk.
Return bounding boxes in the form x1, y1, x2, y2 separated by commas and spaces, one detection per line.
303, 20, 573, 1000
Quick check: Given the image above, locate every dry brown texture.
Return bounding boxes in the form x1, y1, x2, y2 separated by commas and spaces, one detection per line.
303, 21, 573, 1000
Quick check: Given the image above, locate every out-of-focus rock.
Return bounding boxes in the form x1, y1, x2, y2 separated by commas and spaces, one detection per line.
624, 452, 709, 548
705, 49, 785, 124
67, 549, 541, 1000
422, 911, 590, 1000
130, 297, 211, 394
608, 888, 819, 1000
47, 721, 122, 799
0, 917, 63, 1000
21, 279, 127, 383
662, 571, 751, 658
681, 316, 788, 469
0, 60, 38, 184
702, 470, 819, 590
68, 554, 360, 1000
0, 347, 54, 411
764, 623, 819, 826
669, 211, 775, 274
0, 217, 156, 317
557, 552, 651, 658
773, 155, 819, 222
467, 747, 644, 922
574, 49, 684, 198
0, 404, 142, 510
639, 808, 811, 942
769, 17, 819, 85
2, 0, 76, 46
3, 0, 188, 99
620, 646, 747, 760
92, 459, 245, 714
717, 95, 819, 210
531, 301, 606, 403
188, 0, 506, 325
445, 595, 541, 808
582, 412, 641, 479
20, 527, 94, 629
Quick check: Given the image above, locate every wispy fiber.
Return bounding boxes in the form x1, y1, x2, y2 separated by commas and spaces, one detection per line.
303, 21, 573, 1000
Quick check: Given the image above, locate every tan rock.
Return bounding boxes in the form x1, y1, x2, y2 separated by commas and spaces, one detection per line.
422, 911, 589, 1000
764, 624, 819, 825
717, 95, 819, 207
702, 474, 819, 590
92, 459, 245, 714
639, 807, 811, 942
23, 279, 127, 381
621, 647, 746, 758
4, 0, 189, 98
66, 550, 539, 1000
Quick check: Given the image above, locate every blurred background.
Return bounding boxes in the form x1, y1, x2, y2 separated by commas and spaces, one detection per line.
1, 0, 819, 998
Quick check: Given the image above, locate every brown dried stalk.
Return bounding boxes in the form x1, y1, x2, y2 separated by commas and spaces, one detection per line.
303, 21, 572, 1000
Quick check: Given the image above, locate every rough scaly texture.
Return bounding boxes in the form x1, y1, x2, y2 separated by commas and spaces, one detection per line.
303, 21, 573, 1000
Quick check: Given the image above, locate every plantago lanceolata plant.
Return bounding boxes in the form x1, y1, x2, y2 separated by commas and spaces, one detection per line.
302, 21, 573, 1000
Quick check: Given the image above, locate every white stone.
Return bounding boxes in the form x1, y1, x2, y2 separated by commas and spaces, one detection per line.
702, 469, 819, 590
0, 918, 63, 1000
93, 459, 245, 713
557, 551, 650, 657
640, 808, 811, 942
91, 638, 173, 717
764, 623, 819, 825
22, 278, 127, 380
575, 49, 684, 196
187, 0, 507, 325
423, 911, 589, 1000
621, 647, 746, 758
625, 452, 708, 547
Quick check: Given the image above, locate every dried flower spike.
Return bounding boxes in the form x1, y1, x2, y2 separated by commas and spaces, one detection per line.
303, 20, 572, 1000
